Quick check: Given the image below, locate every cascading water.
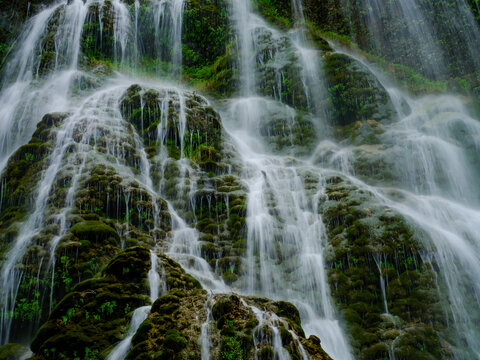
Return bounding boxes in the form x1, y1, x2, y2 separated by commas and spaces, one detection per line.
342, 0, 480, 78
0, 1, 71, 173
0, 79, 152, 344
223, 0, 354, 358
200, 294, 213, 360
0, 0, 479, 358
319, 43, 480, 358
243, 299, 310, 360
152, 0, 185, 74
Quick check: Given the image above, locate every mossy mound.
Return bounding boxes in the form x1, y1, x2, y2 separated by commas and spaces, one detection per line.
74, 164, 171, 241
324, 53, 396, 127
194, 174, 247, 284
128, 291, 332, 360
319, 175, 453, 359
29, 246, 152, 359
70, 221, 119, 245
253, 27, 309, 111
120, 84, 223, 169
0, 113, 68, 230
0, 343, 31, 360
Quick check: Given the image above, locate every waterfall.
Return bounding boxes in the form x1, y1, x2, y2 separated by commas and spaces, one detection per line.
167, 202, 230, 292
223, 0, 354, 358
326, 43, 480, 358
199, 294, 213, 360
343, 0, 480, 78
0, 0, 134, 174
0, 0, 479, 358
152, 0, 185, 74
0, 82, 139, 344
0, 2, 66, 173
242, 299, 310, 360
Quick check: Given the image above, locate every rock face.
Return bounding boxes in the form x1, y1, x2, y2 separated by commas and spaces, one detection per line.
24, 246, 331, 360
320, 175, 450, 359
0, 0, 479, 359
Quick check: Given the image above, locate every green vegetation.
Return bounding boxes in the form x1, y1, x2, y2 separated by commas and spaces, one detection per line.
252, 0, 293, 29
321, 176, 448, 359
222, 336, 243, 360
0, 1, 477, 359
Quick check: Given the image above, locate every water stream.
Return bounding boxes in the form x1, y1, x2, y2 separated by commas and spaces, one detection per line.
0, 0, 479, 359
106, 251, 163, 360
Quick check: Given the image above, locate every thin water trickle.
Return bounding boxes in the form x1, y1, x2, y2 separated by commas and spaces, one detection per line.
373, 253, 389, 315
200, 294, 213, 360
106, 250, 164, 360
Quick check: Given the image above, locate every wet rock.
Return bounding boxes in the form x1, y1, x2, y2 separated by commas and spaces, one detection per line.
0, 343, 31, 360
324, 53, 396, 127
129, 291, 332, 360
320, 174, 452, 359
30, 247, 152, 359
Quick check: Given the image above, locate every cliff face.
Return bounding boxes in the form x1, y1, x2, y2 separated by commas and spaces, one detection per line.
0, 1, 479, 360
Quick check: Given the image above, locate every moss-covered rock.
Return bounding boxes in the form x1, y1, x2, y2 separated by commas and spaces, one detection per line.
74, 163, 171, 240
324, 53, 396, 126
120, 84, 223, 170
29, 246, 152, 359
319, 174, 453, 359
129, 291, 332, 360
0, 113, 68, 227
70, 220, 119, 245
0, 343, 31, 360
252, 0, 293, 30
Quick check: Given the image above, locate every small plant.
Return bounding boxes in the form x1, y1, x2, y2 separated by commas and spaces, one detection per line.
62, 306, 79, 324
222, 336, 243, 360
14, 297, 41, 321
73, 347, 99, 360
99, 301, 117, 317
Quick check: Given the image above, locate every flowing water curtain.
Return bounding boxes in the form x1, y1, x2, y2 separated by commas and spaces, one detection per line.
0, 3, 66, 173
0, 0, 135, 175
341, 0, 480, 79
151, 0, 185, 75
1, 0, 480, 358
326, 40, 480, 358
223, 0, 355, 358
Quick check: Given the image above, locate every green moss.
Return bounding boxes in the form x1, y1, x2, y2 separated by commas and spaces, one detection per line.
30, 247, 155, 359
314, 28, 449, 95
163, 329, 187, 352
0, 343, 31, 360
258, 345, 274, 360
221, 335, 243, 360
274, 301, 301, 326
324, 53, 394, 126
70, 221, 120, 244
321, 176, 448, 359
252, 0, 293, 29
